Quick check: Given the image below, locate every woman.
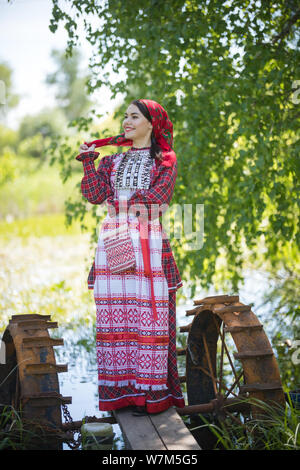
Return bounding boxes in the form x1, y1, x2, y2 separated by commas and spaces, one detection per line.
77, 98, 185, 415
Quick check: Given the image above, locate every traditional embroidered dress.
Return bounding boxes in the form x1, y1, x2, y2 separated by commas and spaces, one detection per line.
76, 99, 185, 413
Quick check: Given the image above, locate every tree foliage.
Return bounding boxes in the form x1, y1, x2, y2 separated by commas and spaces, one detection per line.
49, 0, 300, 295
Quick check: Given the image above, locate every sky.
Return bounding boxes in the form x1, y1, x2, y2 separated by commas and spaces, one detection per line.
0, 0, 120, 130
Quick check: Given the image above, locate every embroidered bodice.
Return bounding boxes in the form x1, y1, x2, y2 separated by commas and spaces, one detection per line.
78, 148, 183, 292
113, 147, 155, 201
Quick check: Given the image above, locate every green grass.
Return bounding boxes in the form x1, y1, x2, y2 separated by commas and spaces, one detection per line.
191, 397, 300, 450
0, 154, 82, 220
0, 212, 95, 239
0, 405, 65, 450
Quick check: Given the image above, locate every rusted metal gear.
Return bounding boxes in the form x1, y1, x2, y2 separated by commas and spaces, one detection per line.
0, 314, 117, 450
0, 314, 71, 449
176, 294, 285, 447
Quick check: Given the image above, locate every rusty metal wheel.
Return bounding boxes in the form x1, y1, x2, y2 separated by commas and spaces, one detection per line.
176, 295, 285, 449
0, 314, 71, 449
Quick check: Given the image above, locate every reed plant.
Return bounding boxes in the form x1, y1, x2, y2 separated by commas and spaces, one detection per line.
0, 403, 63, 450
190, 396, 300, 450
0, 405, 37, 450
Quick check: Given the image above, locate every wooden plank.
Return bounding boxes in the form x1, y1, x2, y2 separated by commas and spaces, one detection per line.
214, 305, 251, 314
149, 407, 201, 450
194, 295, 239, 305
20, 321, 58, 331
22, 337, 64, 348
179, 323, 192, 333
10, 314, 52, 323
185, 306, 203, 316
113, 407, 166, 450
22, 394, 72, 406
224, 324, 263, 333
240, 381, 283, 392
25, 363, 68, 375
176, 347, 187, 356
234, 349, 273, 359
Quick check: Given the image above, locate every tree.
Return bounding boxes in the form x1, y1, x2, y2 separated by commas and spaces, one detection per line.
19, 108, 67, 141
45, 48, 93, 122
48, 0, 300, 296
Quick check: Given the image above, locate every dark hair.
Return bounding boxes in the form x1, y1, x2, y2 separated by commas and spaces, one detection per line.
130, 100, 162, 161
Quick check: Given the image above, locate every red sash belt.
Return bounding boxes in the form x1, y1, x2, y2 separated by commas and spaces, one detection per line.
107, 201, 158, 322
139, 219, 158, 322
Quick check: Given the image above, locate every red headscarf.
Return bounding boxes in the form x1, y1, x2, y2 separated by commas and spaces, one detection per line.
84, 99, 176, 167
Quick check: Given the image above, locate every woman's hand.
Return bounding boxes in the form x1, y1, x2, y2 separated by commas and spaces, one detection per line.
76, 142, 98, 162
79, 143, 96, 153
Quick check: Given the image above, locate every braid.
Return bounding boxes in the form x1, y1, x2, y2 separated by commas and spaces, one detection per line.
150, 131, 163, 161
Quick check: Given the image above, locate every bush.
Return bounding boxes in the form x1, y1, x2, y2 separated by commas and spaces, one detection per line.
0, 148, 18, 187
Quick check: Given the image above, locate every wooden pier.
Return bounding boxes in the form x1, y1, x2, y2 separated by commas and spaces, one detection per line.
113, 406, 201, 450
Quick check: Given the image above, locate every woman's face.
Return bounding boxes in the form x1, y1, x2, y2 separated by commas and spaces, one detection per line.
123, 103, 152, 142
